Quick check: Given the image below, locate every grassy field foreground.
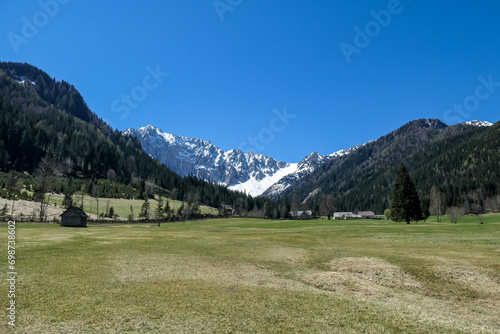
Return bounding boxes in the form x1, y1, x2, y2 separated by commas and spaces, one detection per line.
1, 216, 500, 333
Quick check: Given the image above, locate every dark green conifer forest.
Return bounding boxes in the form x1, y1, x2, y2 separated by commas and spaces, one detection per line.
0, 62, 276, 216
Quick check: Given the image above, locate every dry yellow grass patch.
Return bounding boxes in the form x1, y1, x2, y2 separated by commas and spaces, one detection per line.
114, 254, 312, 292
256, 246, 308, 265
10, 315, 217, 334
434, 263, 500, 296
302, 256, 500, 333
303, 257, 421, 299
0, 197, 64, 220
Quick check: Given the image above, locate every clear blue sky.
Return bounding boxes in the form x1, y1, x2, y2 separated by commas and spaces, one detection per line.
1, 1, 499, 162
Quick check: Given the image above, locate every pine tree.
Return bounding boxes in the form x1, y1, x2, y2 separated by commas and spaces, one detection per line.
326, 194, 335, 220
420, 197, 430, 221
291, 194, 300, 217
108, 206, 115, 218
164, 199, 171, 217
280, 201, 289, 219
155, 195, 164, 219
62, 193, 73, 208
391, 164, 422, 224
319, 196, 328, 217
139, 196, 150, 220
128, 205, 134, 221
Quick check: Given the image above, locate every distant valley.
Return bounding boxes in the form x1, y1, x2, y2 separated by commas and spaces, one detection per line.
125, 119, 495, 208
125, 125, 359, 197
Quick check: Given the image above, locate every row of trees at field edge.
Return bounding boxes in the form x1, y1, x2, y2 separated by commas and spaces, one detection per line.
390, 163, 482, 224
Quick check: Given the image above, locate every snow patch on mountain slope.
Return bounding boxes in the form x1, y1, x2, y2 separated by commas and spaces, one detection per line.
229, 163, 298, 197
329, 145, 360, 158
261, 146, 360, 198
15, 76, 36, 86
464, 120, 493, 127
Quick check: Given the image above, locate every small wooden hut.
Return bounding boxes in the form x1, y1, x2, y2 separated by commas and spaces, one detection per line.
60, 206, 88, 227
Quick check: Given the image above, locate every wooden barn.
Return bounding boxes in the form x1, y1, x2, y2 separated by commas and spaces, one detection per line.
60, 206, 88, 227
219, 204, 234, 215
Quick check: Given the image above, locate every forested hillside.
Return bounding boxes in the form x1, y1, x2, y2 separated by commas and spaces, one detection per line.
0, 62, 271, 214
282, 119, 500, 214
0, 62, 103, 126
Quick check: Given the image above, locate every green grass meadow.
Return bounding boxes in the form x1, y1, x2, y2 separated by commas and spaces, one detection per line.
1, 216, 499, 333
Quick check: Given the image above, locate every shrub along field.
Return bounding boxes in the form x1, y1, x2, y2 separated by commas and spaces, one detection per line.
1, 216, 499, 333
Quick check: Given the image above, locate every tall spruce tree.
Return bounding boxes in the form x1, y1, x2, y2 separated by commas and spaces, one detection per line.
139, 196, 150, 220
155, 195, 164, 219
391, 163, 422, 224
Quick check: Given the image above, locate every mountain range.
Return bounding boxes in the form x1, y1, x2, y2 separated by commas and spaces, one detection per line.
125, 119, 494, 204
124, 125, 360, 197
1, 61, 499, 217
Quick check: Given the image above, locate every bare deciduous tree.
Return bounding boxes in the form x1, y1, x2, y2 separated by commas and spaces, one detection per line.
35, 157, 62, 221
446, 206, 464, 224
430, 186, 445, 222
90, 182, 100, 221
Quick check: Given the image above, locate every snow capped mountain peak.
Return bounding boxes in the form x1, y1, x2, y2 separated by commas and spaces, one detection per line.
143, 124, 159, 132
125, 126, 298, 197
132, 125, 214, 147
464, 120, 493, 127
125, 126, 367, 198
297, 152, 326, 172
329, 145, 359, 158
305, 151, 321, 159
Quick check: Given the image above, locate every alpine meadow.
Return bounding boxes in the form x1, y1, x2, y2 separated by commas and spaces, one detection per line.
1, 1, 500, 333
